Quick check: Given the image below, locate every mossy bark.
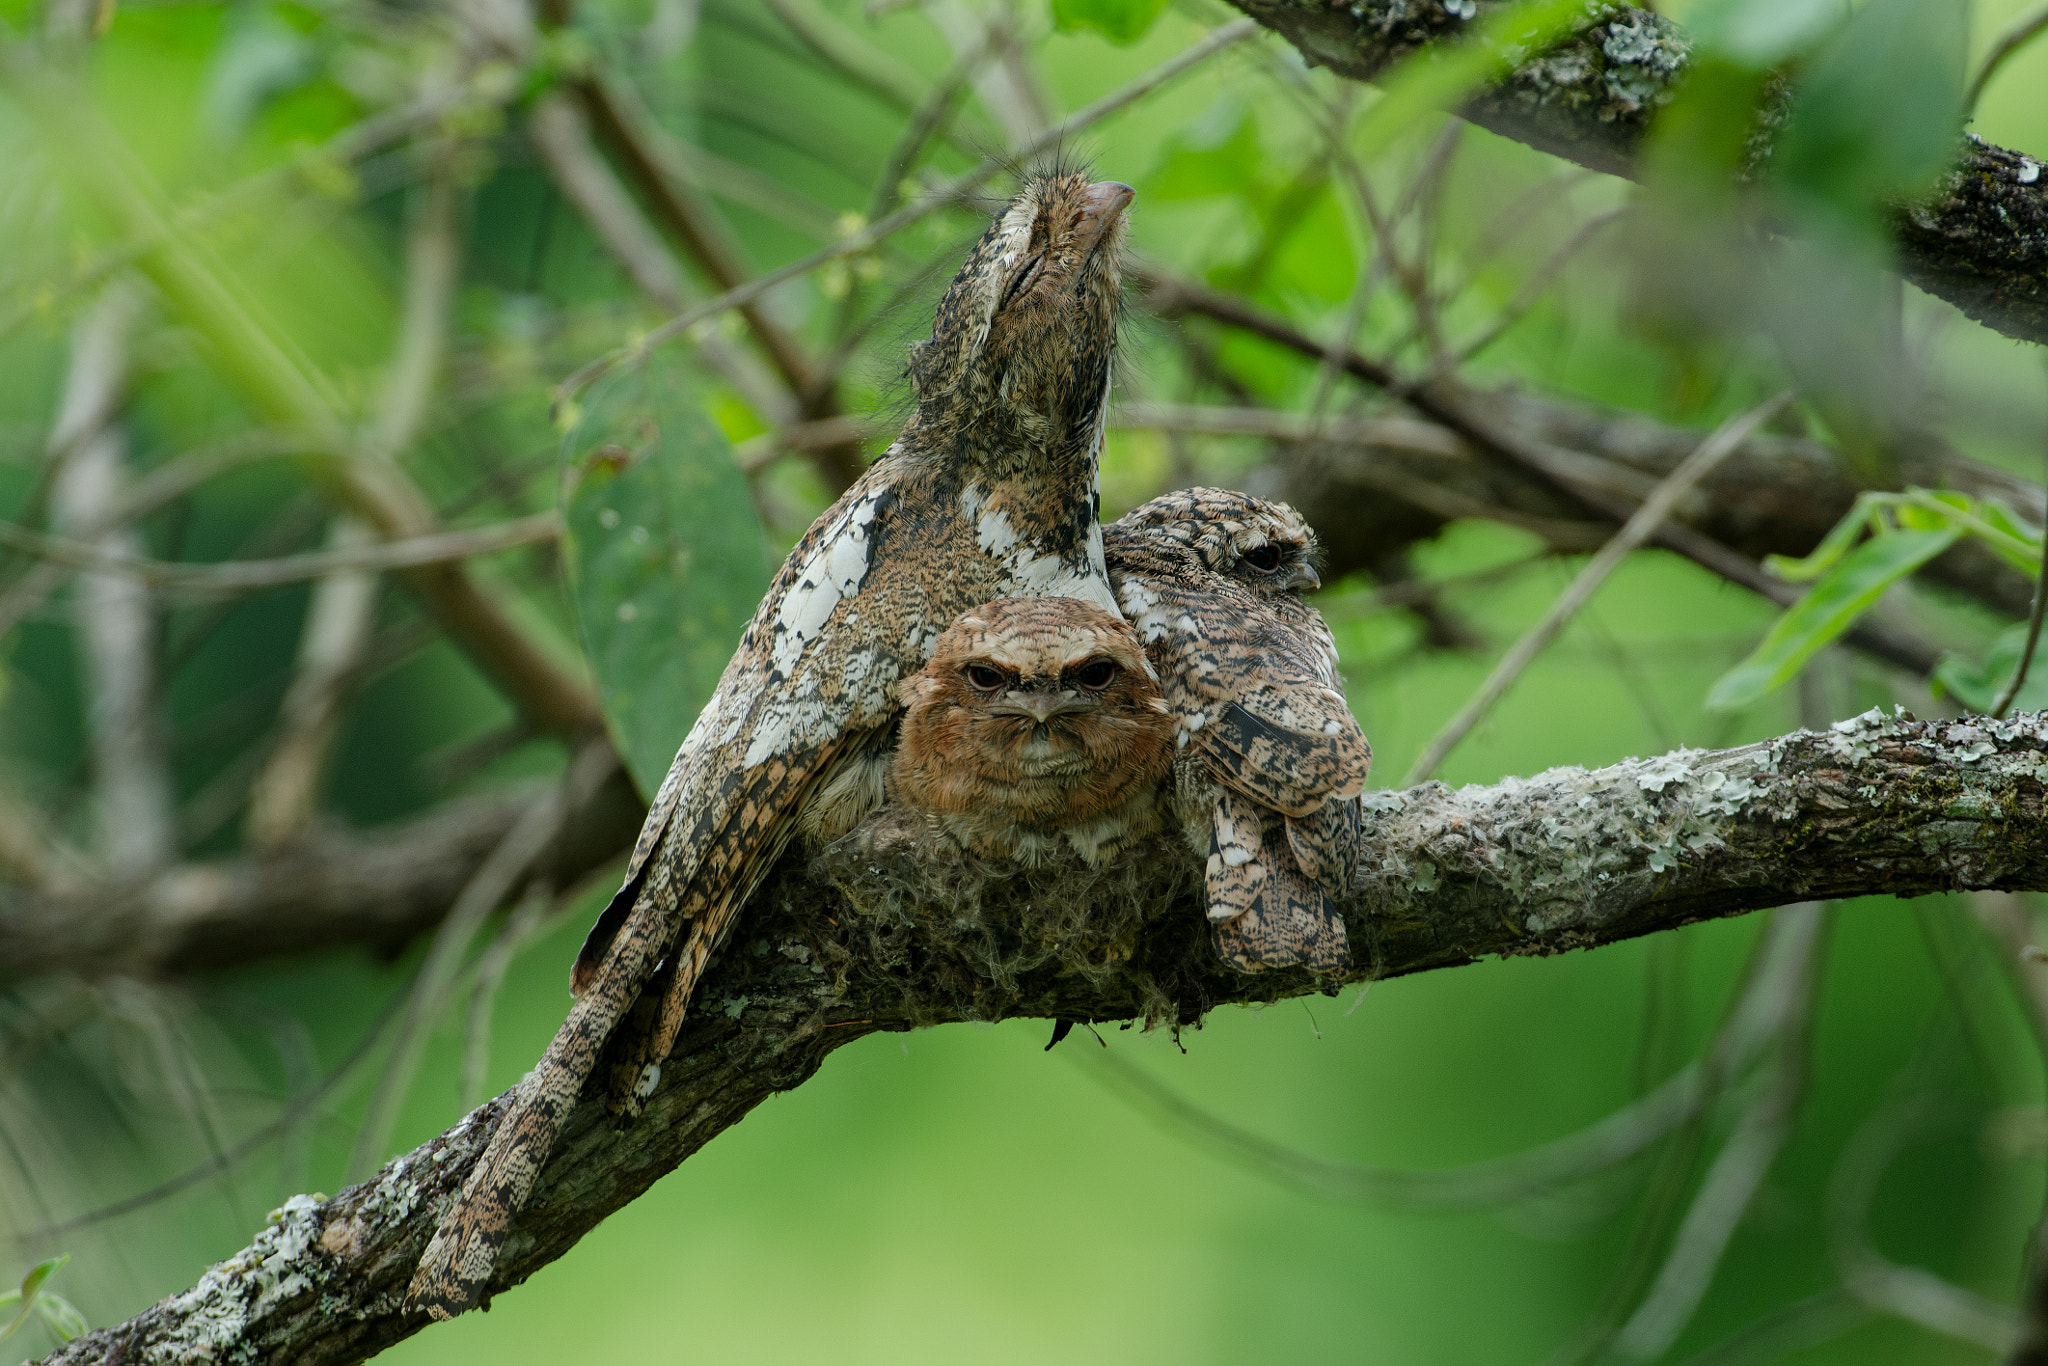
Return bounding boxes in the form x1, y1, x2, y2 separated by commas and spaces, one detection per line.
1224, 0, 2048, 347
38, 709, 2048, 1365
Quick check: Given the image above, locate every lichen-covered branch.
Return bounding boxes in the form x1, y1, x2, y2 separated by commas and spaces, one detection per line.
1225, 0, 2048, 347
35, 709, 2048, 1365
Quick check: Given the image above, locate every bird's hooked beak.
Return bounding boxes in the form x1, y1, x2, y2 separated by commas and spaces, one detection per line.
1072, 181, 1135, 257
991, 691, 1092, 723
1286, 562, 1321, 593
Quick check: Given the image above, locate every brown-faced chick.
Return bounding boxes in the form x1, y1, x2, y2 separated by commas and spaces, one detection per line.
891, 596, 1174, 865
1103, 488, 1368, 975
408, 172, 1136, 1320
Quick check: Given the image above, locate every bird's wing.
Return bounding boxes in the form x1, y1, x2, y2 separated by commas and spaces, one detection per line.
1284, 790, 1362, 891
410, 477, 906, 1320
570, 481, 900, 992
1205, 789, 1351, 974
1197, 681, 1369, 819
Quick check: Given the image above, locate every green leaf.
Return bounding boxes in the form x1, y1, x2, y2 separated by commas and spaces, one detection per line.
1708, 526, 1960, 710
1777, 0, 1966, 214
1934, 623, 2048, 715
1146, 98, 1261, 202
1050, 0, 1170, 45
36, 1294, 88, 1345
1, 1256, 67, 1343
1762, 492, 1881, 583
1687, 0, 1844, 66
561, 364, 775, 798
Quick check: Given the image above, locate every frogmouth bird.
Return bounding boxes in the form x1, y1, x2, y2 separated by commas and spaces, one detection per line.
1103, 488, 1369, 974
888, 595, 1175, 864
407, 172, 1136, 1320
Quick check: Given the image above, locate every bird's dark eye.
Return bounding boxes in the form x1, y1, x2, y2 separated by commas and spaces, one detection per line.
1241, 544, 1283, 574
964, 664, 1007, 692
1072, 659, 1119, 691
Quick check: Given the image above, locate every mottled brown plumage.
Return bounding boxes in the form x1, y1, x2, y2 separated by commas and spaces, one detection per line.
1103, 488, 1368, 974
406, 173, 1135, 1320
890, 596, 1174, 864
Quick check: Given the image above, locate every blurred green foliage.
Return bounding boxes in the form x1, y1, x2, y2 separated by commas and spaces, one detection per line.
2, 0, 2048, 1362
562, 360, 773, 795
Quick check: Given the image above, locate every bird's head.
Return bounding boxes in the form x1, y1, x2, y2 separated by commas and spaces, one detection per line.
1114, 487, 1323, 595
910, 173, 1133, 455
899, 596, 1168, 779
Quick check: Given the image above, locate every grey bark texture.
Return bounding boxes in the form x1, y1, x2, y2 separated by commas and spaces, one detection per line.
1224, 0, 2048, 347
32, 708, 2048, 1365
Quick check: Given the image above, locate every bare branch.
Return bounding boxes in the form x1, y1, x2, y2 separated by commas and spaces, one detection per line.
243, 518, 383, 849
0, 757, 645, 982
1, 51, 603, 739
556, 66, 870, 488
0, 512, 559, 594
557, 18, 1260, 402
248, 164, 461, 849
1138, 269, 1964, 673
923, 0, 1049, 147
1967, 0, 2048, 113
47, 281, 175, 878
33, 708, 2048, 1362
346, 742, 610, 1182
1612, 904, 1824, 1359
1405, 391, 1793, 784
526, 91, 799, 427
1829, 1091, 2022, 1352
1222, 0, 2048, 349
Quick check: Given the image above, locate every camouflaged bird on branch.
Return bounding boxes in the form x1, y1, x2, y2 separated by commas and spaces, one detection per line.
1106, 488, 1371, 974
405, 172, 1138, 1320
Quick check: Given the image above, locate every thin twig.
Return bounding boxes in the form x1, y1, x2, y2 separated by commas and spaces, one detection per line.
1139, 269, 1944, 676
554, 18, 1260, 404
48, 281, 176, 878
762, 0, 930, 113
866, 35, 989, 222
1966, 0, 2048, 112
526, 91, 798, 427
344, 740, 613, 1181
1443, 205, 1629, 370
1081, 900, 1820, 1213
0, 95, 453, 343
1668, 1290, 1870, 1366
1993, 384, 2048, 718
460, 880, 556, 1113
1403, 390, 1796, 785
0, 511, 558, 593
10, 966, 417, 1246
1828, 1088, 2022, 1353
246, 160, 460, 849
1612, 903, 1827, 1359
565, 69, 869, 486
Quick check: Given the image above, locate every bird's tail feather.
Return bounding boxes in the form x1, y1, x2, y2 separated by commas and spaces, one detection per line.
405, 897, 670, 1320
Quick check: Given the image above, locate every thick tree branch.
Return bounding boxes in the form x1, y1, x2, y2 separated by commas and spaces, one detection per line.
31, 709, 2048, 1364
1225, 0, 2048, 347
0, 763, 645, 981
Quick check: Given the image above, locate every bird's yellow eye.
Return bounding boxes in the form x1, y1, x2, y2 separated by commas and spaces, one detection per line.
1241, 544, 1282, 574
964, 664, 1007, 691
1072, 659, 1119, 691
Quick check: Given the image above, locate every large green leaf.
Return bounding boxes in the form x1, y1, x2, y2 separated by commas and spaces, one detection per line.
1707, 527, 1959, 711
1776, 0, 1966, 213
561, 364, 776, 798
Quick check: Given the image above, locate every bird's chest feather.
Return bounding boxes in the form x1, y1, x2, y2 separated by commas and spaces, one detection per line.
727, 465, 1113, 770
